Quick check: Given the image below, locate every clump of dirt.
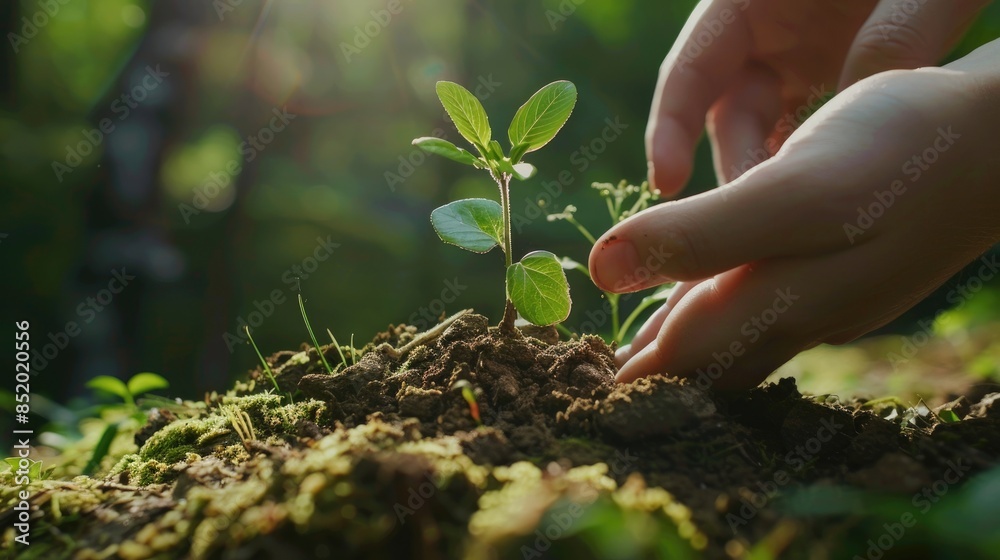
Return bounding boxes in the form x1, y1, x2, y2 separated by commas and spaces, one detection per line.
5, 313, 1000, 559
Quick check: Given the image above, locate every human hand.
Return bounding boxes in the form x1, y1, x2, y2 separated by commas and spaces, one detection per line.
646, 0, 991, 195
591, 41, 1000, 388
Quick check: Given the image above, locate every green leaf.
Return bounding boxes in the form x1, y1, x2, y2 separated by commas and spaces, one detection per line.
641, 284, 674, 306
86, 376, 130, 402
431, 199, 505, 253
509, 142, 530, 164
512, 162, 536, 180
508, 81, 577, 153
436, 81, 491, 152
3, 457, 43, 479
494, 158, 536, 181
412, 137, 482, 167
127, 372, 170, 397
495, 157, 516, 175
506, 251, 571, 326
559, 256, 589, 277
83, 423, 119, 476
488, 140, 505, 161
938, 408, 961, 423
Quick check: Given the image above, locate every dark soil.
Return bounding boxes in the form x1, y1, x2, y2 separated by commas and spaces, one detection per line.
5, 312, 1000, 559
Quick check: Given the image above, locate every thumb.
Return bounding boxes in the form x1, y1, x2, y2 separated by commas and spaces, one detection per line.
588, 158, 846, 293
838, 0, 989, 91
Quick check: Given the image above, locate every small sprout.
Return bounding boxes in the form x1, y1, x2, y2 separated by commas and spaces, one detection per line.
326, 328, 350, 370
548, 180, 672, 344
4, 457, 45, 479
297, 292, 334, 374
86, 372, 169, 410
452, 380, 481, 425
937, 408, 962, 423
83, 372, 170, 474
414, 80, 577, 334
245, 326, 280, 393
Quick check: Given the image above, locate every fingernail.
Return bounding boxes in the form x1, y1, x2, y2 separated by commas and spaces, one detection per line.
594, 240, 642, 292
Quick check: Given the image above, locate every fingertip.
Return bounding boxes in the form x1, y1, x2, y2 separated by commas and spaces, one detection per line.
647, 119, 694, 198
589, 236, 645, 294
614, 343, 667, 384
614, 344, 632, 369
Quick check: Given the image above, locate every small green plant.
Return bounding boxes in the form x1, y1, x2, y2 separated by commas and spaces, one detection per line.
297, 292, 334, 373
413, 80, 577, 333
86, 372, 170, 411
452, 380, 481, 425
548, 180, 673, 344
83, 372, 170, 474
326, 329, 352, 368
245, 325, 280, 393
244, 325, 296, 402
1, 456, 52, 481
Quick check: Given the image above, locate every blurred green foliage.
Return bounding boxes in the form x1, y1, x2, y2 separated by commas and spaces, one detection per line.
3, 0, 1000, 408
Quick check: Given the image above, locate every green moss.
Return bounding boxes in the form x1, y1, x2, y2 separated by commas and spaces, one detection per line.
109, 453, 194, 486
138, 415, 229, 464
130, 394, 326, 470
219, 393, 327, 436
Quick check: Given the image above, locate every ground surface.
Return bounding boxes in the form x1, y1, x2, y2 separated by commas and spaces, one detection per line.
3, 312, 1000, 559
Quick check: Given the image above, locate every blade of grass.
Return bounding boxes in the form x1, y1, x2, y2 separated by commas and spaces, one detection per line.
298, 293, 333, 373
83, 422, 119, 476
245, 326, 280, 393
326, 328, 349, 370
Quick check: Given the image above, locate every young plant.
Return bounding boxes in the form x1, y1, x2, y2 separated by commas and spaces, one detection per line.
413, 80, 578, 334
326, 329, 352, 368
297, 293, 334, 374
244, 325, 296, 402
83, 372, 170, 474
548, 180, 673, 344
452, 380, 481, 425
86, 372, 170, 411
245, 325, 280, 393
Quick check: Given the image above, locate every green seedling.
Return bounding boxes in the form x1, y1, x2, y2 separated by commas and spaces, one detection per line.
452, 380, 481, 425
2, 457, 51, 481
86, 372, 169, 411
548, 180, 673, 343
244, 325, 295, 403
936, 408, 962, 423
414, 80, 578, 333
326, 328, 351, 369
83, 372, 170, 475
245, 325, 280, 393
297, 292, 334, 373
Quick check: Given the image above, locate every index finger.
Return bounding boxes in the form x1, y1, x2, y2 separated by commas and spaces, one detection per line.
647, 0, 753, 196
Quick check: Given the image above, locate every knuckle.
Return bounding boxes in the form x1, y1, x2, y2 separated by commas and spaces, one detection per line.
852, 21, 929, 69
